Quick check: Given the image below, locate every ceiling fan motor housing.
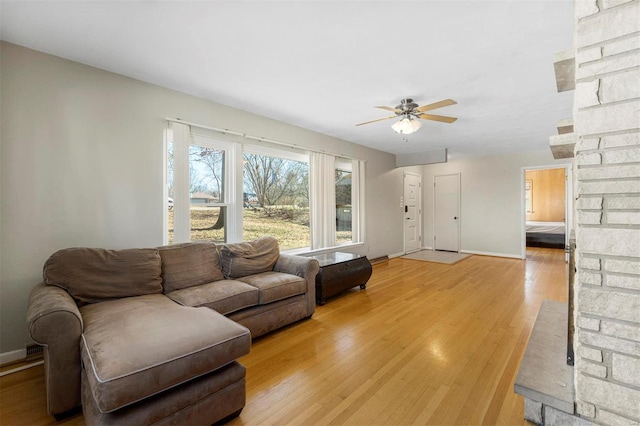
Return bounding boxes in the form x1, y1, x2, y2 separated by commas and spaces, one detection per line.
396, 98, 419, 115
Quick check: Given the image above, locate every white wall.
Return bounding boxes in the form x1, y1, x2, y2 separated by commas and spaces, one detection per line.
422, 150, 572, 258
0, 42, 404, 354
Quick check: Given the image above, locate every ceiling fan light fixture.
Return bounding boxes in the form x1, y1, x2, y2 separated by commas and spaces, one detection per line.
392, 116, 422, 135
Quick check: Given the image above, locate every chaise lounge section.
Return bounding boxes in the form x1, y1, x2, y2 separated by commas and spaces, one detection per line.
27, 237, 319, 424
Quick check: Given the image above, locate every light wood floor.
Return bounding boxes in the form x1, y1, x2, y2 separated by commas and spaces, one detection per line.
0, 247, 567, 425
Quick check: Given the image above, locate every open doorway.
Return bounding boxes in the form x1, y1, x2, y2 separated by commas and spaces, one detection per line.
521, 165, 571, 259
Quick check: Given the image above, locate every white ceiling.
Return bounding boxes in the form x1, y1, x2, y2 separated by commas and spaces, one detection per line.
0, 0, 575, 158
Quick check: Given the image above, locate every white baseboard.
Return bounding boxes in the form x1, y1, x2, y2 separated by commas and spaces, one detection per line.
422, 246, 433, 250
461, 249, 523, 259
0, 349, 26, 365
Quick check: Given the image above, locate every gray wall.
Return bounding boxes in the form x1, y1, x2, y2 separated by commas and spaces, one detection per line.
422, 150, 572, 258
0, 42, 404, 354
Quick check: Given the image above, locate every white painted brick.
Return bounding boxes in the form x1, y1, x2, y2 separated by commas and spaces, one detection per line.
578, 164, 640, 180
578, 211, 602, 225
578, 227, 640, 257
601, 320, 640, 342
576, 79, 601, 108
608, 196, 640, 209
524, 398, 542, 424
604, 147, 640, 165
576, 374, 640, 419
577, 197, 603, 210
578, 316, 602, 331
581, 360, 608, 377
601, 133, 640, 149
576, 1, 640, 49
545, 405, 595, 425
575, 100, 640, 136
607, 274, 640, 290
605, 258, 640, 274
577, 400, 597, 418
580, 257, 602, 270
600, 69, 640, 104
603, 35, 640, 57
579, 287, 640, 323
577, 137, 601, 151
612, 353, 640, 386
581, 271, 603, 285
607, 211, 640, 225
576, 50, 640, 80
579, 345, 604, 362
580, 329, 640, 354
576, 0, 600, 19
578, 152, 602, 166
598, 408, 640, 426
579, 179, 640, 194
602, 0, 636, 9
576, 46, 603, 64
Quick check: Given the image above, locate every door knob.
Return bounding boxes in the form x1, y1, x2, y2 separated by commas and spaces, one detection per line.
454, 216, 458, 220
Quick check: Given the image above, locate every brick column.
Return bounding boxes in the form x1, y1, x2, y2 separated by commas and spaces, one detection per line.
573, 0, 640, 424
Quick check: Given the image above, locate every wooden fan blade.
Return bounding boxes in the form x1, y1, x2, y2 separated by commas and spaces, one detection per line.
415, 99, 457, 113
355, 116, 397, 126
375, 105, 400, 113
417, 113, 458, 123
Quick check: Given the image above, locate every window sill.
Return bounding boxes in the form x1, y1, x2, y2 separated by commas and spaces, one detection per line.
283, 242, 365, 257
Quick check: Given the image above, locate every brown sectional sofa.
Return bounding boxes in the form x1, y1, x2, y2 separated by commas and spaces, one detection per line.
27, 237, 319, 425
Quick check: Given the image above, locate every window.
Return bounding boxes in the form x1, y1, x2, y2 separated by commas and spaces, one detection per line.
165, 121, 364, 252
335, 158, 352, 244
166, 123, 231, 244
188, 145, 226, 242
243, 149, 310, 251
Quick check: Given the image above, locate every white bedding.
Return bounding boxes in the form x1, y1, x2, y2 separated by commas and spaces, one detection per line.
526, 221, 565, 234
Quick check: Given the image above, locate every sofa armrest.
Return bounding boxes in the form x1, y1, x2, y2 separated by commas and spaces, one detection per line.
274, 254, 319, 316
27, 283, 83, 416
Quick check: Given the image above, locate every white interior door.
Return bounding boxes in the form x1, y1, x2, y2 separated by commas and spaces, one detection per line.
434, 173, 460, 252
404, 173, 422, 253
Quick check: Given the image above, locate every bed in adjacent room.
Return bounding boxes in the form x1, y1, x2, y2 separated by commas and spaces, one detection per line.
526, 221, 566, 249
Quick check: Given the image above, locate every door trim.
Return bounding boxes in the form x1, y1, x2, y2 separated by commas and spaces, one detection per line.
433, 173, 461, 252
403, 172, 422, 254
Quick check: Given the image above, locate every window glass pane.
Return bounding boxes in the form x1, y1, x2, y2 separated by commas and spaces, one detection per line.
189, 146, 226, 242
336, 167, 352, 244
243, 152, 309, 250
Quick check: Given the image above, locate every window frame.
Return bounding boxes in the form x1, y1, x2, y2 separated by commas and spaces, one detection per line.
164, 122, 365, 253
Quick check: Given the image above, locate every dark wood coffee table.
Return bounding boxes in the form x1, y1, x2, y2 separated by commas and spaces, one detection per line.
309, 252, 372, 305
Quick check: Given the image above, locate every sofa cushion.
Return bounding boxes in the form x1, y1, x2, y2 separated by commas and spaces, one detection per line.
79, 294, 250, 413
166, 280, 259, 315
44, 247, 162, 304
237, 271, 306, 304
158, 242, 224, 292
220, 236, 279, 279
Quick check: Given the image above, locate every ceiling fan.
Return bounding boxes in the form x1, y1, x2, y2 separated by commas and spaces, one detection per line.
356, 98, 458, 135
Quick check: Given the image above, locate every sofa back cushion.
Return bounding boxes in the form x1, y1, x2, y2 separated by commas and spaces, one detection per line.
158, 242, 224, 292
43, 247, 163, 304
220, 236, 280, 279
